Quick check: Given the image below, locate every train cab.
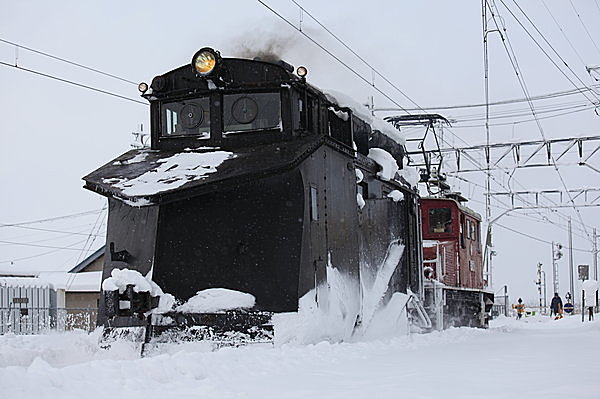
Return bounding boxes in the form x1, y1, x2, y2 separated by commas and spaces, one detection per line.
420, 195, 493, 328
421, 195, 484, 289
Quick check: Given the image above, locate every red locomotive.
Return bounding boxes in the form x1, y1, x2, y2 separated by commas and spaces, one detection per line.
420, 194, 493, 328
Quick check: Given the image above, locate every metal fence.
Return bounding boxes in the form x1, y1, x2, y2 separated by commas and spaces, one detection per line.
0, 307, 98, 334
491, 294, 509, 317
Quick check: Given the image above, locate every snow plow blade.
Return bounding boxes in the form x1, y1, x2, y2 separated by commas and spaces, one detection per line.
143, 310, 274, 352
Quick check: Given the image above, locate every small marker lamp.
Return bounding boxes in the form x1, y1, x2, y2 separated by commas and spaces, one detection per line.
138, 82, 149, 94
297, 66, 308, 78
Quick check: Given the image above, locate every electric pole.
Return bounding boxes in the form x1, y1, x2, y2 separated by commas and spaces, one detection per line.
552, 241, 563, 295
568, 218, 574, 304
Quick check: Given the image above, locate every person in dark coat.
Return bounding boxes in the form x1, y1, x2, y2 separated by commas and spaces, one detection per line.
550, 292, 563, 319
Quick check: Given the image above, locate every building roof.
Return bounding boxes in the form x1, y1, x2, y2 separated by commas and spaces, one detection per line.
38, 271, 102, 292
0, 277, 52, 289
69, 246, 105, 273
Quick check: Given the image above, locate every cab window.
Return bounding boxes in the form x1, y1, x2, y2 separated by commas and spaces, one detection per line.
223, 92, 281, 135
429, 208, 452, 233
161, 98, 210, 138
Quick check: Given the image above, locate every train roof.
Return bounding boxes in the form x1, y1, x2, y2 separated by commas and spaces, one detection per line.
421, 196, 482, 220
83, 136, 321, 206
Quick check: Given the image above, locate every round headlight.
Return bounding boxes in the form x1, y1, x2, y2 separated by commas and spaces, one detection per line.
297, 66, 308, 78
192, 48, 219, 76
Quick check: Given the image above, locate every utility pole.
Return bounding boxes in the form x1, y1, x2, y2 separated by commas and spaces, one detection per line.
568, 218, 574, 304
504, 285, 508, 317
536, 262, 543, 315
594, 228, 598, 281
481, 0, 495, 292
552, 241, 563, 295
542, 270, 547, 312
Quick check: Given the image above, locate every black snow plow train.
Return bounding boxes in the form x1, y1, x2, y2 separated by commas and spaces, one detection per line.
84, 47, 489, 350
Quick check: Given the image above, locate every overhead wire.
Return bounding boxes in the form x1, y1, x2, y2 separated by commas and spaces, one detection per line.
0, 241, 90, 265
0, 239, 90, 251
541, 1, 588, 67
0, 223, 105, 238
0, 38, 138, 85
0, 229, 102, 246
256, 0, 411, 113
382, 84, 600, 112
0, 209, 105, 227
0, 61, 147, 106
450, 104, 595, 128
567, 0, 600, 57
289, 0, 422, 109
273, 0, 599, 239
74, 205, 107, 264
495, 222, 593, 252
488, 0, 592, 239
500, 0, 600, 105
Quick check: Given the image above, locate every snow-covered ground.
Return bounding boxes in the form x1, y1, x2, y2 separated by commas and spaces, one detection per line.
1, 315, 598, 399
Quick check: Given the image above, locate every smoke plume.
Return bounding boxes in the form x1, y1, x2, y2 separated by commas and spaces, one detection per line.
230, 30, 299, 62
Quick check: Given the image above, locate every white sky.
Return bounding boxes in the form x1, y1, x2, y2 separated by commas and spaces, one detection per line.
1, 0, 599, 305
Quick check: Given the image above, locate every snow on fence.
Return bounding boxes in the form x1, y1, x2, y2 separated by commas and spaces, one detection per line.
0, 307, 98, 334
0, 277, 98, 334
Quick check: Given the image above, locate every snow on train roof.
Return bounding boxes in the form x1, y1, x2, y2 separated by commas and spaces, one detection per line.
103, 151, 235, 197
324, 89, 406, 145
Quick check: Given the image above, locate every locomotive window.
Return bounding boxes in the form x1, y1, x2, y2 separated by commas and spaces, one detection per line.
223, 92, 281, 135
161, 98, 210, 138
357, 182, 368, 199
310, 186, 318, 221
328, 108, 352, 147
429, 208, 452, 233
299, 95, 316, 132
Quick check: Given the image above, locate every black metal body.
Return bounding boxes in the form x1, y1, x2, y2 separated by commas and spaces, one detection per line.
84, 51, 422, 334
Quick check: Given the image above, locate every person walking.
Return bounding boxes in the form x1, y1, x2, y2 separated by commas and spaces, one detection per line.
550, 292, 563, 319
515, 298, 525, 319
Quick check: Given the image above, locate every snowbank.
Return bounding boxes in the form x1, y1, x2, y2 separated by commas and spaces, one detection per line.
2, 312, 598, 399
175, 288, 256, 313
